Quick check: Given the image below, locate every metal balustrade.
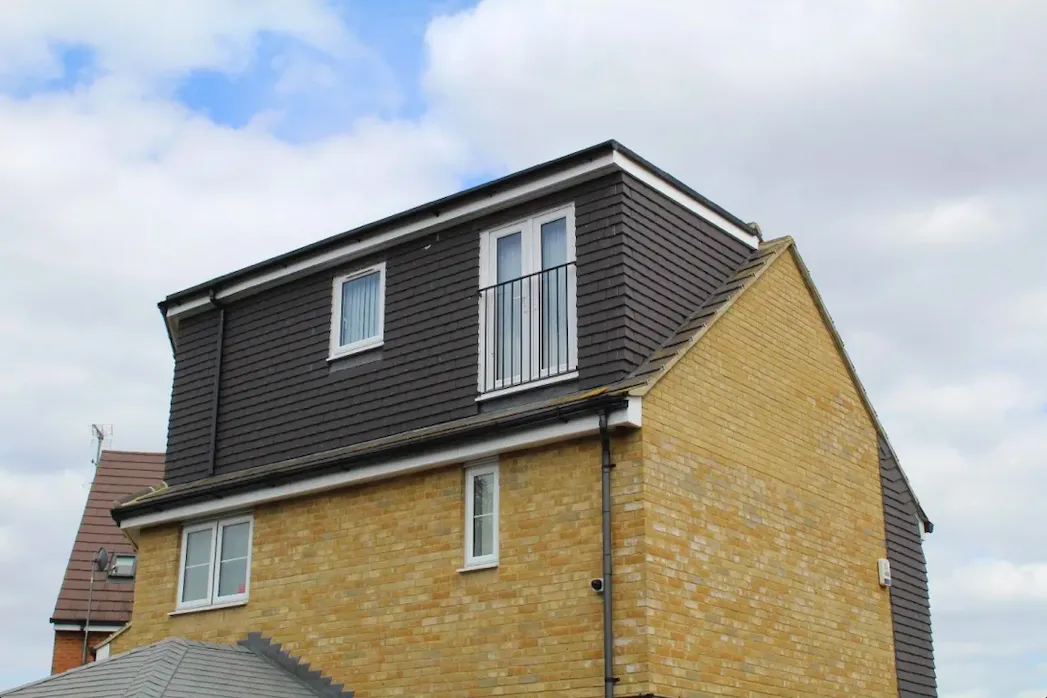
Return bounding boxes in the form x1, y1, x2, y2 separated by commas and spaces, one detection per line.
478, 262, 576, 394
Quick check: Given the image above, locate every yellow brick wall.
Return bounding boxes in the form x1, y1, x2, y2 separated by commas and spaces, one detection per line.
641, 249, 898, 697
113, 434, 649, 698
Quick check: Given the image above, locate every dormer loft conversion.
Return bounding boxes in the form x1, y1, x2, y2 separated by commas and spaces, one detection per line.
158, 141, 761, 397
144, 140, 769, 490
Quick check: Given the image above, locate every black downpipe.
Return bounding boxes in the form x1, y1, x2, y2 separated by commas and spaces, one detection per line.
599, 411, 617, 698
207, 292, 226, 477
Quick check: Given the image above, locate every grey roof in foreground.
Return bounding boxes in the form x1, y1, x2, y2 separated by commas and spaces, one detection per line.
2, 635, 352, 698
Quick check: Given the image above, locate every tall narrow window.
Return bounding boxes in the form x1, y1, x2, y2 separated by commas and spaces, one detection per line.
329, 262, 386, 359
496, 231, 523, 384
180, 527, 213, 605
464, 461, 499, 568
540, 215, 569, 374
176, 515, 253, 611
478, 205, 577, 395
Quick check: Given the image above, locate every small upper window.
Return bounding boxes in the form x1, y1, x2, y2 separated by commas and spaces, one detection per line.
176, 514, 253, 611
463, 460, 499, 569
329, 262, 386, 359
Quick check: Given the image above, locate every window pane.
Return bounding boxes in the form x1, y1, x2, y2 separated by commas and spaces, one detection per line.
472, 514, 494, 558
473, 472, 494, 516
184, 529, 212, 567
181, 564, 210, 602
495, 233, 523, 383
496, 233, 522, 282
541, 218, 567, 269
220, 522, 250, 562
217, 558, 248, 597
181, 529, 212, 602
340, 271, 381, 346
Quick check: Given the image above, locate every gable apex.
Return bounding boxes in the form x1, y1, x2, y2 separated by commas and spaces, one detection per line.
628, 236, 932, 529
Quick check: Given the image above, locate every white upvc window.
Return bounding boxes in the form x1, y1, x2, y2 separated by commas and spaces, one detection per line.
463, 460, 499, 569
477, 205, 578, 395
176, 514, 253, 611
329, 262, 386, 360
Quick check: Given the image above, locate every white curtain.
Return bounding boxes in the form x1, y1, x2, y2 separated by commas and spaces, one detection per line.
340, 271, 380, 345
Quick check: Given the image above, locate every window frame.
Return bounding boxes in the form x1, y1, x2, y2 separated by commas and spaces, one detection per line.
107, 553, 137, 579
477, 205, 577, 394
328, 261, 386, 360
463, 460, 500, 569
175, 514, 254, 612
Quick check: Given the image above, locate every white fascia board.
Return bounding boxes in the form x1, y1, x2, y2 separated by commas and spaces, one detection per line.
120, 399, 642, 534
611, 152, 760, 249
165, 150, 757, 322
165, 153, 620, 320
53, 622, 126, 632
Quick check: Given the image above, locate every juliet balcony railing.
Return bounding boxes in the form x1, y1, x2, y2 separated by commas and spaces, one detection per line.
478, 262, 577, 395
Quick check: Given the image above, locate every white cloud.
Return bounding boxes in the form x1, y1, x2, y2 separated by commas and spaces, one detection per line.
938, 560, 1047, 608
882, 373, 1038, 430
0, 0, 348, 83
2, 1, 1046, 696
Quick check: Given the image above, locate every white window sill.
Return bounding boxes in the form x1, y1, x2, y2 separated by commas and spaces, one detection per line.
327, 339, 383, 362
169, 599, 248, 616
476, 371, 578, 402
457, 561, 499, 573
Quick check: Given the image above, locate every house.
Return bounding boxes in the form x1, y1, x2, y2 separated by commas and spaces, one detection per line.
3, 634, 352, 697
49, 450, 164, 674
107, 141, 936, 697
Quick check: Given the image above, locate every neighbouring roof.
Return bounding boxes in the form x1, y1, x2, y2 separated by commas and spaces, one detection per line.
113, 237, 930, 530
1, 634, 353, 698
51, 450, 165, 625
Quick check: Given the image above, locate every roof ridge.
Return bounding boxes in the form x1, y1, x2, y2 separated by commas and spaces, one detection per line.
146, 640, 191, 698
621, 236, 793, 396
238, 632, 353, 697
1, 637, 180, 695
101, 450, 164, 457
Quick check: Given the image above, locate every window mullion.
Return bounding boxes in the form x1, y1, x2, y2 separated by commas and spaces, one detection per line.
208, 522, 219, 605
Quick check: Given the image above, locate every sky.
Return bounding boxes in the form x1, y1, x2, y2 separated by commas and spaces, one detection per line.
0, 1, 1044, 695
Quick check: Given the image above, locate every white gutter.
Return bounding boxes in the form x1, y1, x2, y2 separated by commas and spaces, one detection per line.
120, 397, 642, 537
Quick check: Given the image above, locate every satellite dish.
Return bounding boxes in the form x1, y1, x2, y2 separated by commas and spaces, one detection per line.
95, 547, 109, 572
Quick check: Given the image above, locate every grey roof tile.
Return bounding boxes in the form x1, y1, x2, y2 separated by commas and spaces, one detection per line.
2, 636, 352, 698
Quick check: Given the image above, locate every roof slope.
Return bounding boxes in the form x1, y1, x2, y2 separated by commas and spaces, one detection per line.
52, 450, 164, 624
1, 635, 352, 698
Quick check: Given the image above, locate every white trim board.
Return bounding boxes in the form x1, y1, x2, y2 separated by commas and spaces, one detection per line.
53, 622, 125, 632
610, 152, 759, 248
165, 154, 618, 321
120, 397, 642, 536
164, 149, 758, 325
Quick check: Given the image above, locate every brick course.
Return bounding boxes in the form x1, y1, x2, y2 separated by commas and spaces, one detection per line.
51, 630, 107, 675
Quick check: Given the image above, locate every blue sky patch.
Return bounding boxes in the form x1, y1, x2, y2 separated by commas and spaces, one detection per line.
2, 42, 97, 98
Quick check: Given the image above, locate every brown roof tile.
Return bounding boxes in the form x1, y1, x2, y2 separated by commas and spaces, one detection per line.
51, 450, 164, 624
